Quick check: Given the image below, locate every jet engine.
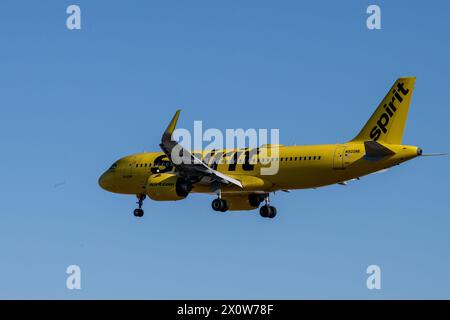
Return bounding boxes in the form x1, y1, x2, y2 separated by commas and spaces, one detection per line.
146, 173, 191, 201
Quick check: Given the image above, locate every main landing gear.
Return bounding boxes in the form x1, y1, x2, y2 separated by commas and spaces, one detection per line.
133, 194, 145, 217
211, 197, 228, 212
211, 192, 278, 219
211, 187, 228, 212
259, 194, 277, 219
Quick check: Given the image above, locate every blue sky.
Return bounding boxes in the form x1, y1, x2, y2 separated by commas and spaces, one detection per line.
0, 0, 449, 299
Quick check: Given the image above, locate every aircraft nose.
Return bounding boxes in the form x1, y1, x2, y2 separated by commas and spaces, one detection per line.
98, 172, 112, 191
98, 173, 107, 189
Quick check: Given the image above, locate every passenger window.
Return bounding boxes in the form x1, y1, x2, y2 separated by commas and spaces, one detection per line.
313, 156, 316, 160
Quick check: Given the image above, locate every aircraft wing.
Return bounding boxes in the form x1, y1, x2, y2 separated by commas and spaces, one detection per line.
159, 110, 243, 188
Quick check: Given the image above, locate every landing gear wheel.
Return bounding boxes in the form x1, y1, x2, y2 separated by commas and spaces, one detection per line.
267, 206, 277, 219
260, 205, 269, 218
260, 205, 277, 219
219, 201, 229, 212
212, 198, 228, 212
133, 208, 144, 217
133, 194, 146, 218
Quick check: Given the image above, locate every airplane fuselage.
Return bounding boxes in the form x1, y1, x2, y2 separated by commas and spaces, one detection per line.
99, 142, 420, 195
98, 77, 435, 218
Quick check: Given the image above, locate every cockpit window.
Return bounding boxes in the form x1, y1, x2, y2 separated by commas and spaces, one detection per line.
109, 162, 118, 170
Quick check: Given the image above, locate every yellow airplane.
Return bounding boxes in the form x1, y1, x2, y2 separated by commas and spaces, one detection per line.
99, 77, 444, 219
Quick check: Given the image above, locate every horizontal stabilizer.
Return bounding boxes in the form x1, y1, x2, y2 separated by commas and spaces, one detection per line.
364, 141, 395, 161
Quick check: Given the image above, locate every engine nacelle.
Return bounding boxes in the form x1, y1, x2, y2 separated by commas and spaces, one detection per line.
146, 173, 191, 201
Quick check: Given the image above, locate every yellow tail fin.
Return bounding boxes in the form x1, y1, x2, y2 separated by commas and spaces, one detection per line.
351, 77, 416, 144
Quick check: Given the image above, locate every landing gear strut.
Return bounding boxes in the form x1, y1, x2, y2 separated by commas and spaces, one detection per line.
259, 194, 277, 219
211, 185, 228, 212
133, 194, 146, 217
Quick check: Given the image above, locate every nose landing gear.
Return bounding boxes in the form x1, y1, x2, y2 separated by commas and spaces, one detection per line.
133, 194, 146, 217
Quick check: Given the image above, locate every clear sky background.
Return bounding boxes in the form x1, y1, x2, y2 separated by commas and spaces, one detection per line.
0, 1, 449, 299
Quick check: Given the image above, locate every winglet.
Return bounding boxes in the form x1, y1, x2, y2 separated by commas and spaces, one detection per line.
162, 109, 181, 142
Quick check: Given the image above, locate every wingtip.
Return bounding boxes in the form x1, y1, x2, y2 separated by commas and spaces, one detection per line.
172, 109, 181, 125
163, 109, 182, 138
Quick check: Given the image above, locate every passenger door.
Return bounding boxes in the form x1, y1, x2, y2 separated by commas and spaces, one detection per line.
333, 146, 346, 170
